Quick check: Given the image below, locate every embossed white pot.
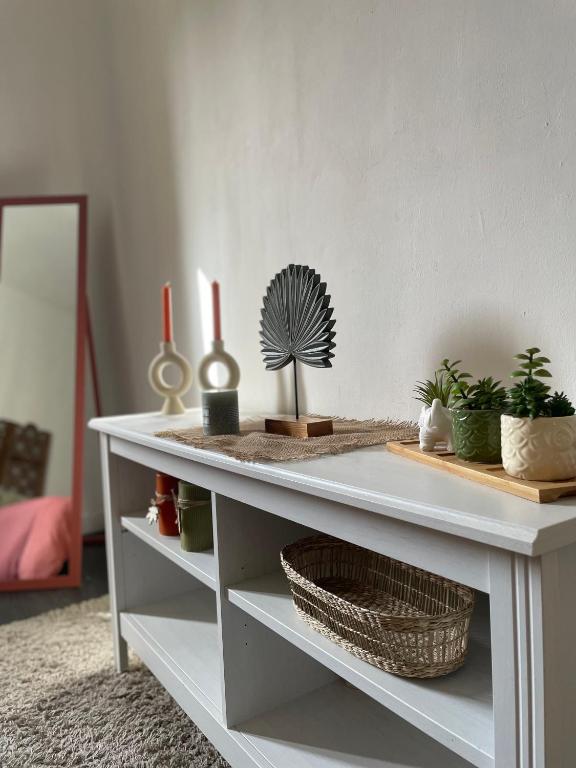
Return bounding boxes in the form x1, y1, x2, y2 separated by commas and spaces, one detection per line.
501, 414, 576, 481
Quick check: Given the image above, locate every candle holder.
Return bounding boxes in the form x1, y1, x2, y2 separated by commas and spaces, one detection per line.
176, 480, 213, 552
146, 472, 179, 536
148, 340, 193, 415
198, 339, 240, 391
202, 388, 240, 435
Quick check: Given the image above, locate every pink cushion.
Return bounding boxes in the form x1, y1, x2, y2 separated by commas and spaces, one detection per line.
18, 496, 71, 580
0, 501, 38, 581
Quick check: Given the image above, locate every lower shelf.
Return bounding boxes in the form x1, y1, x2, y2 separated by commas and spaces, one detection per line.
234, 679, 473, 768
120, 588, 221, 713
120, 592, 475, 768
228, 571, 493, 768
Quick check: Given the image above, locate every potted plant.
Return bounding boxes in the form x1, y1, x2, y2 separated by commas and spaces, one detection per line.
440, 359, 507, 463
501, 348, 576, 481
414, 371, 453, 451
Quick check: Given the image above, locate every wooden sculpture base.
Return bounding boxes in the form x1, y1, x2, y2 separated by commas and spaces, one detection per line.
387, 439, 576, 503
264, 416, 333, 439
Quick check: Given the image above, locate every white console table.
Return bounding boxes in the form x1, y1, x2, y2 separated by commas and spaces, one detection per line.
90, 410, 576, 768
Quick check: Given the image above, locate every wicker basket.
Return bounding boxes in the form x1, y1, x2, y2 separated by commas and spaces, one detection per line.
280, 535, 475, 678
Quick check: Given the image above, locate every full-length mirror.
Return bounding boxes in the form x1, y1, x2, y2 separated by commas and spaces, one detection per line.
0, 196, 86, 590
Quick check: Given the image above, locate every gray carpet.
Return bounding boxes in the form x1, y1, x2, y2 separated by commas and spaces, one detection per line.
0, 596, 229, 767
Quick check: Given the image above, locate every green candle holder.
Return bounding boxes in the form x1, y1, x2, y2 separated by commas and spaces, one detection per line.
176, 480, 213, 552
201, 389, 239, 436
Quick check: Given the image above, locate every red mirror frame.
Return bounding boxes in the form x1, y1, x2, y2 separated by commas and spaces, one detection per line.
0, 195, 87, 591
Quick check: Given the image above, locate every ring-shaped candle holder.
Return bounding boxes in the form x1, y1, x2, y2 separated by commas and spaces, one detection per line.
198, 339, 240, 391
148, 340, 193, 414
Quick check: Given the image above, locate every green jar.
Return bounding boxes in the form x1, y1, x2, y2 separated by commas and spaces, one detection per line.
452, 410, 502, 463
177, 481, 213, 552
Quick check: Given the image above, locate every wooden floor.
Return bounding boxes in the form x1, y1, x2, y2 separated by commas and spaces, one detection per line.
0, 542, 108, 625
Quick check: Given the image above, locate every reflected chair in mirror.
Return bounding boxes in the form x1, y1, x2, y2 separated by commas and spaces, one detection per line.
0, 196, 87, 591
0, 420, 52, 498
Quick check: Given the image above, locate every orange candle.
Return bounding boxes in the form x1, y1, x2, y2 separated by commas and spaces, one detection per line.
212, 280, 222, 341
162, 282, 173, 342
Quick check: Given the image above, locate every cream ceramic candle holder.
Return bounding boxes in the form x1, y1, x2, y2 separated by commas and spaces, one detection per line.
198, 339, 240, 391
148, 340, 193, 415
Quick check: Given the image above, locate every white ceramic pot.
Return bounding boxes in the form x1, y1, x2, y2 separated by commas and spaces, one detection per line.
501, 414, 576, 481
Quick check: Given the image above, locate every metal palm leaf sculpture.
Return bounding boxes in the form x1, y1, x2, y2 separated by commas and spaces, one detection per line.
260, 265, 336, 419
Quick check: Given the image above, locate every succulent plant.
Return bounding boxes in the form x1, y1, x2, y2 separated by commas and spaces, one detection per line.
459, 377, 508, 411
511, 347, 552, 380
505, 348, 574, 419
546, 391, 576, 417
438, 359, 472, 404
506, 377, 551, 419
439, 361, 507, 411
413, 371, 452, 408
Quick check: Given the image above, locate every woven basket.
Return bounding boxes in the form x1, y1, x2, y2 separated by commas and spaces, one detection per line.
280, 535, 475, 678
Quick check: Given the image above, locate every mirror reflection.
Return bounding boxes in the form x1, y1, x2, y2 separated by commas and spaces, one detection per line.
0, 203, 78, 583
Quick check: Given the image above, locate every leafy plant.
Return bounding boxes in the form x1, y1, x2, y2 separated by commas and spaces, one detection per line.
459, 377, 508, 411
413, 371, 452, 407
504, 347, 576, 419
511, 347, 552, 380
546, 391, 575, 417
439, 361, 507, 411
439, 359, 472, 405
506, 377, 551, 419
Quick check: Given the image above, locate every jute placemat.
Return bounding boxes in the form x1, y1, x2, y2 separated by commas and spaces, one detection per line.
155, 417, 418, 463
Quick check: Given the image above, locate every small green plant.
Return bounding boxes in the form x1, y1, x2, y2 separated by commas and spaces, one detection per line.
546, 391, 575, 417
460, 377, 508, 411
506, 377, 551, 419
506, 347, 551, 418
439, 361, 507, 411
511, 347, 552, 380
505, 347, 575, 419
439, 359, 472, 405
413, 371, 452, 407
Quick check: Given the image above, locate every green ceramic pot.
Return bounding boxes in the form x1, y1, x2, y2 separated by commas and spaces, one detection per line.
177, 481, 213, 552
452, 410, 502, 463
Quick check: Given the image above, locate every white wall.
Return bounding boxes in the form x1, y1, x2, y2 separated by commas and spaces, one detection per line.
0, 0, 118, 532
103, 0, 576, 421
2, 1, 576, 526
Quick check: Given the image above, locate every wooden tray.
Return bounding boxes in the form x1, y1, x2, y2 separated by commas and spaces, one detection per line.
387, 440, 576, 503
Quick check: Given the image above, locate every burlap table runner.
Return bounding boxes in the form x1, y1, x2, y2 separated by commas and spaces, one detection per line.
155, 417, 418, 463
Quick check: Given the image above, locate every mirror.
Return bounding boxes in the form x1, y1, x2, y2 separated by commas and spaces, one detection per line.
0, 196, 86, 590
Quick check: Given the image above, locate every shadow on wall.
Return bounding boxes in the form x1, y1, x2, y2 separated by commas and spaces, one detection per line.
426, 306, 533, 386
89, 210, 131, 414
105, 1, 197, 414
0, 167, 48, 198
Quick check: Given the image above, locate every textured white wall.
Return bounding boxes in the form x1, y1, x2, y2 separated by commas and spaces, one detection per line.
103, 0, 576, 422
0, 0, 116, 532
3, 0, 576, 462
